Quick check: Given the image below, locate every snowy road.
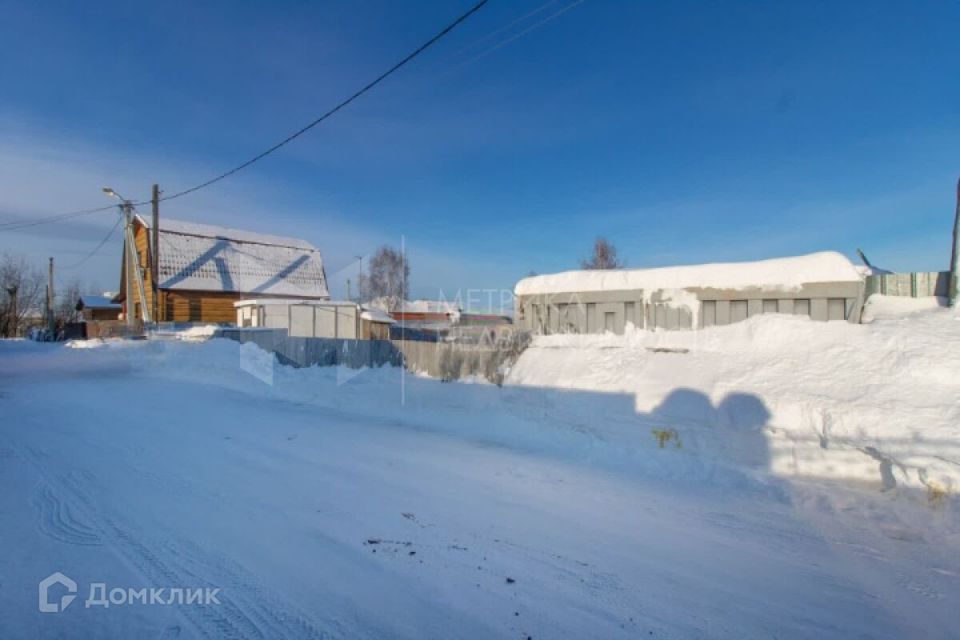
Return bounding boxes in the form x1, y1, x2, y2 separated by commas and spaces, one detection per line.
1, 340, 958, 639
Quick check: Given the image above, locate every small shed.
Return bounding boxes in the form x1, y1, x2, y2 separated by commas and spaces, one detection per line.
235, 299, 394, 340
360, 306, 396, 340
75, 295, 122, 321
235, 299, 357, 338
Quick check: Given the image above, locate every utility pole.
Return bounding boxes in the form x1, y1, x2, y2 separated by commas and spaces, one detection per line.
346, 278, 351, 302
102, 186, 147, 325
950, 176, 959, 306
47, 257, 55, 339
122, 199, 134, 326
152, 183, 160, 322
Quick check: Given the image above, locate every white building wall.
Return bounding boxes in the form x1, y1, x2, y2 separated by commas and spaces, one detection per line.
234, 301, 361, 338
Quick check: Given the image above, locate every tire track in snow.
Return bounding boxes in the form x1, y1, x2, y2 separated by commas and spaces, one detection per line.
9, 439, 343, 639
32, 482, 102, 546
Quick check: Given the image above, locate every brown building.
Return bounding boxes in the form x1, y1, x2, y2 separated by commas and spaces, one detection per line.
118, 216, 329, 323
75, 295, 122, 321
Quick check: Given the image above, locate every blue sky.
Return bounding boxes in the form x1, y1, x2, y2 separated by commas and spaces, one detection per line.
1, 0, 957, 306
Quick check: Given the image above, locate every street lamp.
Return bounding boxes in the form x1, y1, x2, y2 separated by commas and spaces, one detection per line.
103, 187, 136, 326
355, 255, 363, 303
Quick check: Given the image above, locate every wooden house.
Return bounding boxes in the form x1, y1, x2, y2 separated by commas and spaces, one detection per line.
118, 216, 329, 323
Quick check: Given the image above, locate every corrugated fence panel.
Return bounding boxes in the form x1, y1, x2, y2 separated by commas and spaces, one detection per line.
865, 272, 949, 298
216, 329, 530, 383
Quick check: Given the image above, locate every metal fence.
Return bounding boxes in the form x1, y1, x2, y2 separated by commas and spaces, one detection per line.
216, 328, 530, 384
863, 272, 950, 298
84, 320, 145, 339
216, 329, 403, 369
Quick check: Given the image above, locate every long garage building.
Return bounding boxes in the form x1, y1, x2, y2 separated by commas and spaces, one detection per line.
514, 251, 866, 334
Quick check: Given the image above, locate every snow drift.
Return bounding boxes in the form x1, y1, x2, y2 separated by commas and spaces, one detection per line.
48, 302, 960, 505
507, 303, 960, 500
7, 330, 959, 639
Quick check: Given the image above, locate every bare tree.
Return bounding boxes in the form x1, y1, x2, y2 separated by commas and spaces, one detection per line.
580, 237, 624, 270
359, 245, 409, 309
54, 279, 82, 330
0, 253, 45, 337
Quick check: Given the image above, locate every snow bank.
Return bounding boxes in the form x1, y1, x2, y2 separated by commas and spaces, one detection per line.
32, 337, 772, 495
514, 251, 862, 295
151, 324, 221, 341
32, 304, 960, 503
507, 305, 960, 499
6, 337, 958, 638
861, 294, 948, 322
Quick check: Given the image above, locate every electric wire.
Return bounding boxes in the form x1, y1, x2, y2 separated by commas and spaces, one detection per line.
158, 0, 490, 203
0, 0, 491, 231
65, 211, 125, 268
0, 204, 120, 232
455, 0, 583, 68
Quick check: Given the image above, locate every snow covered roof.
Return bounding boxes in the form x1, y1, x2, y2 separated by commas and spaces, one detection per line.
77, 295, 120, 309
515, 251, 864, 296
234, 299, 356, 308
398, 299, 461, 314
360, 307, 396, 324
137, 216, 328, 298
142, 217, 316, 250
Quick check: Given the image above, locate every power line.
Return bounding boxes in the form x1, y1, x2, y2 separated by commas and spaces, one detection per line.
65, 211, 125, 268
449, 0, 560, 59
0, 0, 491, 230
0, 203, 121, 232
454, 0, 584, 69
159, 0, 490, 203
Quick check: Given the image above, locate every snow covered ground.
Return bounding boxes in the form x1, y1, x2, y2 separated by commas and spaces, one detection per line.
0, 306, 958, 639
510, 299, 960, 498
